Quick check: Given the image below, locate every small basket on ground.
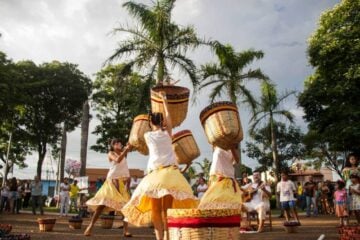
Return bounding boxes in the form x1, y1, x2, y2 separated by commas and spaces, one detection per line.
37, 218, 56, 232
167, 209, 241, 240
100, 215, 114, 229
151, 85, 190, 128
0, 234, 31, 240
68, 216, 83, 230
129, 114, 151, 155
172, 130, 200, 172
199, 101, 243, 150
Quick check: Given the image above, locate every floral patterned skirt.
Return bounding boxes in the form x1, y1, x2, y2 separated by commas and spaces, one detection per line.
121, 166, 198, 226
198, 175, 243, 209
86, 178, 130, 214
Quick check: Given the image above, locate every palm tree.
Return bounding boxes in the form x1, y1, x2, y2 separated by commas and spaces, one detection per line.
199, 42, 268, 111
108, 0, 202, 86
195, 158, 211, 181
199, 42, 269, 169
249, 82, 295, 182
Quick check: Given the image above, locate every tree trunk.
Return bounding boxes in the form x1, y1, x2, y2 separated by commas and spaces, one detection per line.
37, 143, 47, 179
270, 112, 279, 183
59, 124, 67, 182
80, 100, 90, 176
157, 55, 165, 84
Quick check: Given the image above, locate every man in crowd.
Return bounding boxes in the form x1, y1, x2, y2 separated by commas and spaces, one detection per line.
304, 176, 318, 217
31, 176, 43, 215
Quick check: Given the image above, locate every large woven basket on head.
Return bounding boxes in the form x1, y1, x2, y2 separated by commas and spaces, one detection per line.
200, 101, 243, 150
172, 130, 200, 172
151, 85, 190, 128
129, 114, 151, 155
167, 209, 241, 240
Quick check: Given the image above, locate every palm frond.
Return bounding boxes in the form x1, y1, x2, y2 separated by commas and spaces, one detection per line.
209, 81, 227, 103
276, 90, 296, 106
165, 53, 198, 86
249, 113, 268, 135
237, 84, 258, 114
123, 1, 156, 32
237, 49, 264, 68
272, 110, 295, 123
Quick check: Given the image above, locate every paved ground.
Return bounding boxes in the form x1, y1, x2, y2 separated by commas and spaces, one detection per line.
0, 211, 345, 240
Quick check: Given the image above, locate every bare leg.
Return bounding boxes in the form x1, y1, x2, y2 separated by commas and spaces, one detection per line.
162, 195, 173, 240
84, 205, 105, 236
123, 221, 132, 236
291, 208, 300, 223
151, 198, 164, 240
284, 209, 290, 222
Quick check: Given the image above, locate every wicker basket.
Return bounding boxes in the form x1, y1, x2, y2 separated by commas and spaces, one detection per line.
284, 225, 298, 233
199, 101, 243, 150
172, 130, 200, 172
100, 216, 114, 229
37, 218, 56, 232
129, 114, 151, 155
151, 85, 190, 128
167, 209, 241, 240
68, 219, 83, 230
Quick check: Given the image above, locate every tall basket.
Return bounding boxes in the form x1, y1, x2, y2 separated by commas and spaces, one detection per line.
172, 130, 200, 173
151, 85, 190, 128
167, 209, 241, 240
199, 101, 243, 150
129, 114, 151, 155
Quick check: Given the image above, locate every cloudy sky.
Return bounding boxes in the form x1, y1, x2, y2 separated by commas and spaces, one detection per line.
0, 0, 339, 179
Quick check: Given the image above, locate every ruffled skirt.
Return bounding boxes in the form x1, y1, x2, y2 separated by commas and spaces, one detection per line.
121, 166, 198, 226
86, 178, 130, 213
198, 175, 243, 209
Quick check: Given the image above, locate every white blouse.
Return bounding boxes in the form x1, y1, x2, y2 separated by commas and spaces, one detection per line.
209, 147, 235, 178
106, 152, 130, 179
145, 130, 177, 171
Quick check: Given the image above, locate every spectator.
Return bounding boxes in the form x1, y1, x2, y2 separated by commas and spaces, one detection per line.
95, 178, 103, 192
297, 182, 305, 210
60, 178, 70, 217
241, 172, 252, 186
16, 180, 24, 214
23, 180, 31, 208
8, 177, 18, 214
196, 178, 208, 199
30, 176, 43, 215
130, 176, 140, 194
0, 181, 9, 213
69, 180, 81, 212
326, 180, 335, 214
304, 176, 318, 217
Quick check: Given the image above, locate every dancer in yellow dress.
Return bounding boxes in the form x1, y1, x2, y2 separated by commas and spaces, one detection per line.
84, 139, 132, 237
122, 92, 198, 240
198, 146, 243, 209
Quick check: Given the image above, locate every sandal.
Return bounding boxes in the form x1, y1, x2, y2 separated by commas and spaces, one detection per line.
84, 226, 92, 236
123, 232, 132, 237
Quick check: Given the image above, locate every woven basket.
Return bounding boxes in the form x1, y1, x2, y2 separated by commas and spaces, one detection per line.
37, 218, 56, 232
129, 114, 151, 155
68, 220, 83, 230
151, 86, 190, 128
172, 130, 200, 171
100, 216, 114, 229
199, 101, 243, 150
284, 225, 298, 233
167, 209, 241, 240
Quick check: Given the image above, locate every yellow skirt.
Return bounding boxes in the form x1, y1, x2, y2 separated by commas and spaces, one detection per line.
86, 178, 130, 213
198, 175, 243, 209
122, 166, 198, 226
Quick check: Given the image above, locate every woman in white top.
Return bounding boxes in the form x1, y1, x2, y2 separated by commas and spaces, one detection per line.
60, 178, 70, 217
84, 139, 132, 237
197, 178, 208, 199
122, 92, 197, 240
198, 146, 243, 209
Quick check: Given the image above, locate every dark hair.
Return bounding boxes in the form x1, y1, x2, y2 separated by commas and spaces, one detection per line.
344, 153, 358, 168
336, 180, 346, 189
109, 138, 122, 151
149, 112, 164, 128
350, 173, 360, 181
281, 171, 289, 176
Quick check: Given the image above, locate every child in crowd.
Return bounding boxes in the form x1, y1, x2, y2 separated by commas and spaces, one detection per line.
334, 180, 349, 226
349, 174, 360, 224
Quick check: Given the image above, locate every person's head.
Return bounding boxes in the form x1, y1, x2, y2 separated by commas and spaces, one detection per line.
350, 174, 360, 184
336, 180, 346, 190
10, 177, 17, 185
148, 112, 164, 130
345, 153, 359, 168
109, 139, 123, 151
297, 182, 301, 186
199, 178, 205, 185
34, 176, 40, 182
309, 176, 313, 182
280, 172, 288, 181
73, 180, 78, 185
253, 171, 261, 183
242, 172, 248, 178
64, 178, 68, 184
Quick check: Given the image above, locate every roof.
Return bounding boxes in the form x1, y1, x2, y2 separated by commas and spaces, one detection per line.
289, 170, 323, 176
85, 168, 144, 182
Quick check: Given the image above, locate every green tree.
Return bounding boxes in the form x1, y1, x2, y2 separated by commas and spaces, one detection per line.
18, 60, 91, 178
91, 64, 150, 152
108, 0, 201, 86
299, 0, 360, 153
245, 122, 305, 177
250, 82, 295, 182
195, 158, 211, 182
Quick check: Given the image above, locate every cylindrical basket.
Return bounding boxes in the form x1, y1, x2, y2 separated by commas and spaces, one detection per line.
151, 85, 190, 128
129, 114, 151, 155
100, 216, 114, 229
284, 225, 298, 233
199, 101, 243, 150
37, 218, 56, 232
167, 209, 241, 240
172, 130, 200, 171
